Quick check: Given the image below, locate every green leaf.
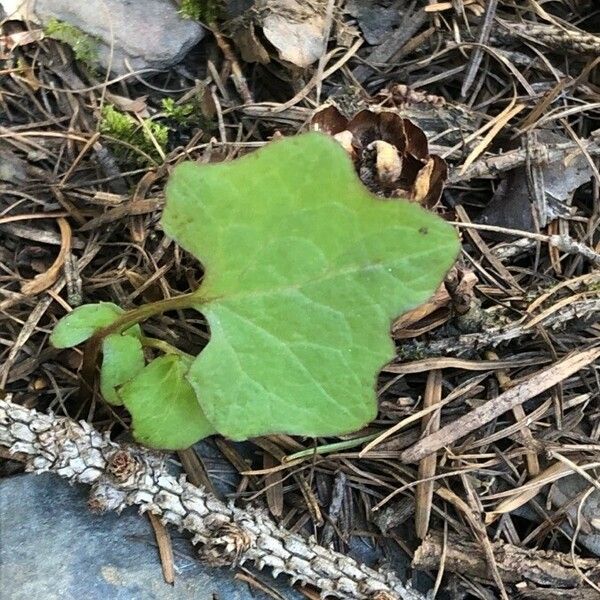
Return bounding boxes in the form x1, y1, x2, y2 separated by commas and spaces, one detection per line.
50, 302, 141, 348
162, 132, 459, 441
51, 302, 124, 348
120, 354, 215, 449
100, 334, 145, 406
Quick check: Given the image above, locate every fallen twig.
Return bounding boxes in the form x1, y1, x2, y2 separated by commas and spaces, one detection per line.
449, 137, 600, 183
413, 531, 600, 592
396, 298, 600, 359
400, 348, 600, 463
498, 20, 600, 56
0, 396, 424, 600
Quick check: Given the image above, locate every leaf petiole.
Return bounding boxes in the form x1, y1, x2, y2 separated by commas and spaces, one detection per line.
140, 336, 193, 359
80, 291, 202, 400
282, 432, 380, 464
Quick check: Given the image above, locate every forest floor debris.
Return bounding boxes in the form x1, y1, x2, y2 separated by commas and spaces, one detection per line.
1, 1, 599, 598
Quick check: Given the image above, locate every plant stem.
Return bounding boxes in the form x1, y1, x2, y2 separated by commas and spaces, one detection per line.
80, 292, 201, 400
282, 432, 379, 463
140, 336, 193, 359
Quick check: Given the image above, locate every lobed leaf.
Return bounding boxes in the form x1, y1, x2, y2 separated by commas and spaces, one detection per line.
162, 132, 460, 441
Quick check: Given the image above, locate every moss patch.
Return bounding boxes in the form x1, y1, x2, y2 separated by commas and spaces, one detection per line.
44, 18, 100, 64
179, 0, 223, 23
99, 105, 169, 165
161, 98, 195, 124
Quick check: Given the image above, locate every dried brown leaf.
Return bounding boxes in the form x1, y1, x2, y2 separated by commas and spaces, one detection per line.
261, 0, 327, 68
20, 218, 71, 296
485, 462, 573, 523
233, 21, 270, 64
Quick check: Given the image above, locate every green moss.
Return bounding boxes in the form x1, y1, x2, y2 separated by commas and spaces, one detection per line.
44, 18, 99, 64
99, 104, 169, 165
179, 0, 223, 22
161, 98, 195, 124
100, 104, 135, 139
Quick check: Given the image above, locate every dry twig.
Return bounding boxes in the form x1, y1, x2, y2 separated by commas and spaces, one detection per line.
0, 396, 424, 600
413, 531, 600, 593
400, 348, 600, 464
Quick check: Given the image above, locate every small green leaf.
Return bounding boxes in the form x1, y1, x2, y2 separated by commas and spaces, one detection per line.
162, 132, 460, 441
51, 302, 124, 348
100, 334, 145, 406
120, 355, 215, 449
51, 302, 141, 348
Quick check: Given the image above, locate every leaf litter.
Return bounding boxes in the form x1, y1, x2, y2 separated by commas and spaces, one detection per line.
1, 0, 600, 598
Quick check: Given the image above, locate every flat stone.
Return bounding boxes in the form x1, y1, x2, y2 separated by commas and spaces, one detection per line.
2, 0, 204, 74
345, 1, 400, 46
548, 474, 600, 557
0, 473, 301, 599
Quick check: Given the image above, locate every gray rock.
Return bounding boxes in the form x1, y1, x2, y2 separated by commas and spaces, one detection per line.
506, 475, 600, 559
0, 473, 301, 599
31, 0, 204, 74
345, 1, 400, 46
548, 474, 600, 557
